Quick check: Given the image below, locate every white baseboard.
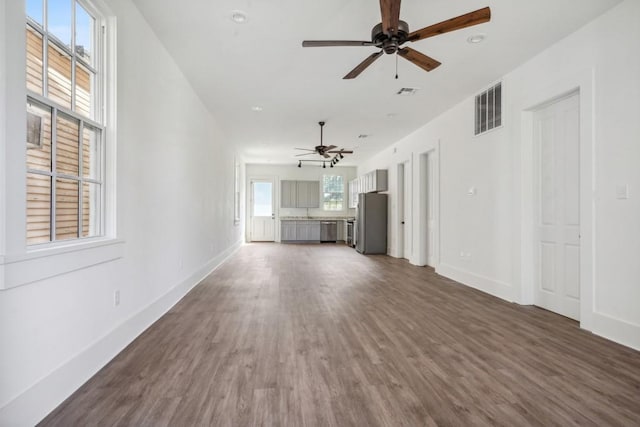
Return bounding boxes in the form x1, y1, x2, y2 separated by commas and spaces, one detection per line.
436, 263, 514, 303
591, 311, 640, 351
0, 240, 242, 427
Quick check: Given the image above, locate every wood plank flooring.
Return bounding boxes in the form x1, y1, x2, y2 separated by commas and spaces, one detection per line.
41, 243, 640, 426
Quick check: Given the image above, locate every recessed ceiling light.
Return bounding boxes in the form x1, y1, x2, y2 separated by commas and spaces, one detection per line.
386, 113, 397, 119
251, 106, 263, 112
231, 10, 247, 24
467, 34, 485, 44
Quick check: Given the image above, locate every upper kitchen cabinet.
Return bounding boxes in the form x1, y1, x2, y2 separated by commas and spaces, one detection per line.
297, 180, 320, 208
363, 169, 388, 193
281, 180, 298, 208
281, 180, 320, 208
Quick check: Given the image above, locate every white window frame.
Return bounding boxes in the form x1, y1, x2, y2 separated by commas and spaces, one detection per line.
0, 0, 120, 290
322, 174, 345, 211
25, 0, 108, 247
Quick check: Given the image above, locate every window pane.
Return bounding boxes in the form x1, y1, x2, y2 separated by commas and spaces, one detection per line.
75, 63, 93, 118
56, 113, 80, 175
252, 182, 272, 217
26, 0, 43, 25
47, 0, 72, 47
323, 175, 344, 211
27, 173, 52, 244
82, 125, 100, 179
55, 178, 79, 240
27, 100, 53, 171
75, 2, 94, 64
26, 26, 44, 95
47, 41, 72, 108
82, 182, 101, 237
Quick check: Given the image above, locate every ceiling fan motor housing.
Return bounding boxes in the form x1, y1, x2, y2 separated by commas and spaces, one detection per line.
372, 20, 409, 54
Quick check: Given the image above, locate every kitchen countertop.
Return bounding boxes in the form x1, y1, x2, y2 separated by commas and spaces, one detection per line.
280, 216, 355, 221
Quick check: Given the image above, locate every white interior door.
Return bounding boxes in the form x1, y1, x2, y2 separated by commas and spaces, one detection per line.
403, 161, 411, 259
250, 180, 275, 242
534, 93, 580, 320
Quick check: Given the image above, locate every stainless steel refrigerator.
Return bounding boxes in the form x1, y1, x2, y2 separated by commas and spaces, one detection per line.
356, 193, 387, 254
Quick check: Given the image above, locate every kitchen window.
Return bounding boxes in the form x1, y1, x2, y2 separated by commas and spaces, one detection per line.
25, 0, 109, 245
322, 175, 344, 211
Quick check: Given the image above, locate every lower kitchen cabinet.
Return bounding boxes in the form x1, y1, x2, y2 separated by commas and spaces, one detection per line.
281, 221, 297, 241
281, 220, 320, 242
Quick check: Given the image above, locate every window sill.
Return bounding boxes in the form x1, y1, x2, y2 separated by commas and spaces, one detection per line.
0, 238, 124, 290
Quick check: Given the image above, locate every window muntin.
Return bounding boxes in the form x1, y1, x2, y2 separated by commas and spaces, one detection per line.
323, 175, 344, 211
26, 0, 105, 246
474, 82, 502, 135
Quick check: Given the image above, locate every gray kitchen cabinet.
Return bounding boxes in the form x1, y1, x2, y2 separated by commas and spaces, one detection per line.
297, 181, 320, 208
294, 220, 320, 241
348, 180, 358, 208
336, 220, 344, 241
281, 180, 297, 208
280, 180, 319, 208
281, 221, 297, 241
309, 221, 320, 240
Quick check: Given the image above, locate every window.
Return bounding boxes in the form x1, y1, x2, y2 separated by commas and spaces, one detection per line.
474, 82, 502, 135
323, 175, 344, 211
26, 0, 106, 245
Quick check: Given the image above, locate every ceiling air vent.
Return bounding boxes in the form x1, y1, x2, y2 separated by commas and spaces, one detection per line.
397, 87, 419, 96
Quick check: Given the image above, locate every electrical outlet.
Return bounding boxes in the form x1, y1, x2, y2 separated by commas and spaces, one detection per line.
114, 290, 120, 307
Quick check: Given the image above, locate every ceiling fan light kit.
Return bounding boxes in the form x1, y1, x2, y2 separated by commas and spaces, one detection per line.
302, 1, 491, 79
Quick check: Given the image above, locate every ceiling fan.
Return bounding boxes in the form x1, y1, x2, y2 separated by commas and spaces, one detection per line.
302, 1, 491, 79
295, 121, 353, 159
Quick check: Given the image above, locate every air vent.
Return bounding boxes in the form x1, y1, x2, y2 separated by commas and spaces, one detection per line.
397, 87, 419, 96
474, 82, 502, 135
358, 134, 369, 139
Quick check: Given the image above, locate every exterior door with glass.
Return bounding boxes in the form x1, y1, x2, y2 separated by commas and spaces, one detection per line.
250, 180, 275, 242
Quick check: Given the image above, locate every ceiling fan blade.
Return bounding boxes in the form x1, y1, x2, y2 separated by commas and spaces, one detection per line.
407, 7, 491, 42
328, 150, 354, 154
398, 47, 441, 72
295, 148, 316, 151
295, 153, 316, 157
325, 145, 337, 151
303, 40, 375, 47
343, 51, 384, 79
380, 0, 402, 36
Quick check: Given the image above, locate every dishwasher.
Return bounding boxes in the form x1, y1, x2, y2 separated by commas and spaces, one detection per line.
320, 220, 337, 243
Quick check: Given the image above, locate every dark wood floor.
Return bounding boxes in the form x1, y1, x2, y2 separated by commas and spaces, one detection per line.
41, 243, 640, 426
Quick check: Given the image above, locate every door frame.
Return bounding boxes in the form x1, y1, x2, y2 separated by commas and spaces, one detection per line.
416, 144, 440, 268
519, 70, 594, 331
396, 160, 411, 259
246, 176, 276, 242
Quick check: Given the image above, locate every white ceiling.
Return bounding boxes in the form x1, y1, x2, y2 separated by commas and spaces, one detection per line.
131, 0, 620, 165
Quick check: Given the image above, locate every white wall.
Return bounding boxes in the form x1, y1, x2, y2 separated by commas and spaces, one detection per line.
358, 0, 640, 350
245, 164, 356, 241
0, 0, 244, 425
